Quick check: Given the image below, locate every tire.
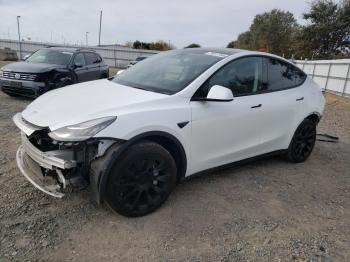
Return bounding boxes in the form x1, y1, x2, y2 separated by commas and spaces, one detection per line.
105, 141, 177, 217
286, 119, 316, 163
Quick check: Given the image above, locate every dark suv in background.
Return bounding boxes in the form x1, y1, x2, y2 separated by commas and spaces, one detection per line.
0, 47, 109, 98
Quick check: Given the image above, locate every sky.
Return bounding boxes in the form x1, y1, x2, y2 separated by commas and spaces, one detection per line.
0, 0, 312, 48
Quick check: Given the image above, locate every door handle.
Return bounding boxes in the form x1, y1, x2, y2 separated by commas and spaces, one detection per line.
251, 104, 262, 109
296, 97, 304, 101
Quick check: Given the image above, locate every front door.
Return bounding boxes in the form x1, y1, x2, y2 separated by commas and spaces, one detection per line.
189, 56, 266, 174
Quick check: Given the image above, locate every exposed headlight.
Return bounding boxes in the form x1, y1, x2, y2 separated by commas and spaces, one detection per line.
48, 116, 117, 141
0, 70, 3, 78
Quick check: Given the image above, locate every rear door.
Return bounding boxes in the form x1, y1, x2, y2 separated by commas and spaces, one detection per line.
257, 57, 308, 153
84, 52, 101, 80
73, 53, 89, 82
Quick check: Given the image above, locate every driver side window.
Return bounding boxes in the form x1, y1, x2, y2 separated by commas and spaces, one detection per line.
194, 57, 263, 98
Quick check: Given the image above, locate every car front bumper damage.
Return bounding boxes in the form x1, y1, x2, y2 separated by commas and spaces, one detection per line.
16, 133, 76, 198
13, 113, 120, 199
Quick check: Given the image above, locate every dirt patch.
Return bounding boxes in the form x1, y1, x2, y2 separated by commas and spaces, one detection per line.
0, 91, 349, 261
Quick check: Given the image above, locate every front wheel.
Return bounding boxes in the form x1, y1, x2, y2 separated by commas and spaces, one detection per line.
105, 141, 177, 217
286, 119, 316, 163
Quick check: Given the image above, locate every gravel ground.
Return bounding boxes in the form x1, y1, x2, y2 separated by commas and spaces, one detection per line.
0, 83, 349, 261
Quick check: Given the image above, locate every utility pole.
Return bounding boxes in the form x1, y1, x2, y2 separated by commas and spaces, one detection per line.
85, 32, 89, 46
17, 16, 22, 60
98, 11, 102, 46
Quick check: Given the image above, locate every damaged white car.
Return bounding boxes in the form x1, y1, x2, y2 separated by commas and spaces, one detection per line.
13, 48, 325, 217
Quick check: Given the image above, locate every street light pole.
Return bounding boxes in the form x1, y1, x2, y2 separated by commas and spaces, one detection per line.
85, 32, 89, 46
98, 11, 102, 46
17, 16, 22, 60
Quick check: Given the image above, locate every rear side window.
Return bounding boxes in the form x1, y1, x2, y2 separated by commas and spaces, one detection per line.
266, 58, 306, 91
84, 53, 99, 65
95, 54, 102, 63
74, 53, 85, 66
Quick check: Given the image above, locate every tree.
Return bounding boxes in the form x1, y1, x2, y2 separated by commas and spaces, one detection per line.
228, 31, 253, 50
250, 9, 298, 56
226, 1, 350, 59
185, 43, 201, 48
150, 40, 173, 51
226, 41, 235, 48
131, 40, 173, 51
124, 41, 134, 48
301, 0, 350, 58
133, 40, 151, 50
227, 9, 299, 57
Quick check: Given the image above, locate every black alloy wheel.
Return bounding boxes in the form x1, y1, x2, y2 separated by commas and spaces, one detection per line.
105, 141, 177, 217
287, 119, 316, 163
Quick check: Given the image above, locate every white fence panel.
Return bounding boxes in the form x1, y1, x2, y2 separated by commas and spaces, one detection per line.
296, 59, 350, 97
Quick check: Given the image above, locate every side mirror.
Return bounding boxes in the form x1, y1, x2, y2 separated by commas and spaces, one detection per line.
74, 62, 83, 68
206, 85, 234, 102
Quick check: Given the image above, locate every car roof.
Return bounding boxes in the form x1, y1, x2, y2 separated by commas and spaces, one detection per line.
186, 48, 299, 68
43, 47, 96, 53
177, 47, 244, 56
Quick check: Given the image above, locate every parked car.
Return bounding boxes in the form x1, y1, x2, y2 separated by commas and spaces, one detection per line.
13, 48, 325, 217
127, 56, 148, 68
0, 47, 108, 98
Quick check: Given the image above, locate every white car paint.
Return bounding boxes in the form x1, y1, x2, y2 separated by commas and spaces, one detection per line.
18, 50, 325, 177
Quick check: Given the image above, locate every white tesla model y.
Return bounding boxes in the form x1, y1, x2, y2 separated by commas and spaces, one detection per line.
13, 48, 325, 216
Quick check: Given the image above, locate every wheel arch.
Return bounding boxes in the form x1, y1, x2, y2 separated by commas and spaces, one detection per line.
94, 131, 187, 204
51, 69, 76, 84
305, 112, 321, 125
286, 111, 321, 148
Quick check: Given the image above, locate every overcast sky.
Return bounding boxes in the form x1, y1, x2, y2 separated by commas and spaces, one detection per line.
0, 0, 312, 48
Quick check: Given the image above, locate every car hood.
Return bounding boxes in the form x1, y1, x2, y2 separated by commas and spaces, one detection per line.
1, 61, 65, 73
22, 79, 168, 130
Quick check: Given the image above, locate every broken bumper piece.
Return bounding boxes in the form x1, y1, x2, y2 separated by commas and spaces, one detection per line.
16, 133, 77, 198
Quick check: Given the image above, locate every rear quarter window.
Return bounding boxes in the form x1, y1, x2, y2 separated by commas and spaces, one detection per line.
267, 58, 306, 91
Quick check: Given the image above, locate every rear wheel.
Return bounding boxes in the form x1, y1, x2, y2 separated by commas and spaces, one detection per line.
287, 119, 316, 163
105, 141, 177, 217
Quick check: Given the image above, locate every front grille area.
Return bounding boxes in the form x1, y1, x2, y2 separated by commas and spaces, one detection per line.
2, 71, 37, 81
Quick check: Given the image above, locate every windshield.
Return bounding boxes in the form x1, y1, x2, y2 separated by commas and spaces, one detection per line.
113, 50, 226, 94
26, 49, 73, 65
